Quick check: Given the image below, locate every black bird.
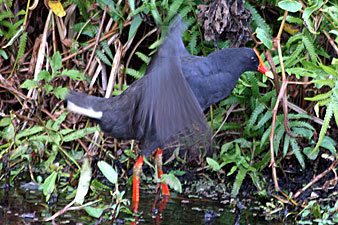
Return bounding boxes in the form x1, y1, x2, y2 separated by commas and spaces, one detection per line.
66, 19, 272, 206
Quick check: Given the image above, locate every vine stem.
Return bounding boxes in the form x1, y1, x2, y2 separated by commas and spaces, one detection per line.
269, 10, 288, 193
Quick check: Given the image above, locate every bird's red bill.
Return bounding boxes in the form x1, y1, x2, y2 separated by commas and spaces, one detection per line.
253, 48, 274, 79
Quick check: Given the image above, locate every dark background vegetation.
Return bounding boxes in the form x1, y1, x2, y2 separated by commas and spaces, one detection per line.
0, 0, 338, 223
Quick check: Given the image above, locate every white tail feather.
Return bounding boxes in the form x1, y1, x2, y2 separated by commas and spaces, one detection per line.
67, 101, 103, 119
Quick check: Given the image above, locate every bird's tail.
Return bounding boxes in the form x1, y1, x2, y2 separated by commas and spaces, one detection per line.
65, 91, 104, 119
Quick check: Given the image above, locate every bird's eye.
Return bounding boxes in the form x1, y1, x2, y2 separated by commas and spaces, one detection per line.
251, 56, 256, 61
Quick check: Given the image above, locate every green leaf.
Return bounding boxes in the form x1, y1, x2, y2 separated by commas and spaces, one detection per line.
128, 14, 142, 41
227, 165, 238, 176
125, 67, 144, 79
52, 86, 68, 99
319, 136, 337, 155
302, 0, 323, 34
319, 64, 338, 77
61, 69, 85, 81
100, 40, 114, 61
129, 0, 135, 12
285, 15, 303, 25
305, 91, 332, 101
51, 51, 62, 74
304, 147, 318, 160
135, 51, 150, 64
20, 80, 38, 90
278, 0, 302, 12
15, 126, 45, 143
283, 134, 291, 157
74, 157, 92, 205
168, 0, 182, 21
84, 206, 106, 218
38, 70, 52, 82
17, 31, 27, 59
0, 49, 8, 59
206, 157, 221, 171
290, 137, 305, 169
161, 173, 182, 193
63, 127, 97, 142
1, 123, 15, 140
98, 161, 117, 184
0, 117, 11, 127
9, 143, 28, 160
43, 84, 53, 94
310, 102, 333, 156
231, 167, 247, 197
256, 27, 272, 49
244, 2, 271, 35
43, 171, 58, 201
95, 49, 112, 66
150, 0, 162, 25
52, 112, 67, 131
302, 33, 317, 63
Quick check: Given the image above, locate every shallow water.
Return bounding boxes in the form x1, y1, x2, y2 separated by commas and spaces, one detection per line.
0, 183, 280, 224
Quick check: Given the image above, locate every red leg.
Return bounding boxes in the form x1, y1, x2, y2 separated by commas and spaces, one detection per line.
132, 156, 143, 211
155, 149, 170, 196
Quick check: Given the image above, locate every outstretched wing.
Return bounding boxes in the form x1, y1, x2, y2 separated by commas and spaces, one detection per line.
139, 18, 212, 157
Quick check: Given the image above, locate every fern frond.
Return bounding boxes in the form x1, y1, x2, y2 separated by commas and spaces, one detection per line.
284, 43, 304, 68
178, 6, 192, 18
167, 0, 182, 21
125, 67, 144, 79
288, 113, 313, 120
231, 166, 247, 197
283, 134, 290, 157
70, 0, 90, 20
333, 86, 338, 125
246, 103, 266, 132
274, 125, 285, 155
100, 40, 114, 61
220, 95, 243, 106
247, 73, 260, 97
286, 67, 316, 79
95, 49, 112, 66
289, 121, 315, 130
311, 101, 333, 155
302, 32, 318, 63
292, 127, 314, 139
259, 90, 275, 104
290, 137, 305, 169
18, 32, 27, 60
286, 33, 302, 49
182, 17, 195, 29
188, 30, 198, 55
135, 51, 151, 64
244, 2, 271, 35
254, 110, 273, 130
260, 124, 272, 149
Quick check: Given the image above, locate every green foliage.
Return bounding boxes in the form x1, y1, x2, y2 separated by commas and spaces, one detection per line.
98, 161, 118, 184
43, 171, 58, 201
21, 51, 85, 99
278, 0, 302, 12
2, 0, 338, 219
161, 173, 182, 193
298, 200, 338, 224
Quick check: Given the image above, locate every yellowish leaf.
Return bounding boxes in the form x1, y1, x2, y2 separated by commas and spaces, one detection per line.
48, 0, 66, 17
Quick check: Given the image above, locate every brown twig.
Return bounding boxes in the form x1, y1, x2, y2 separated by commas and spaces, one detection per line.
83, 10, 107, 75
293, 158, 338, 198
269, 80, 288, 191
323, 30, 338, 55
61, 20, 132, 63
265, 50, 280, 94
